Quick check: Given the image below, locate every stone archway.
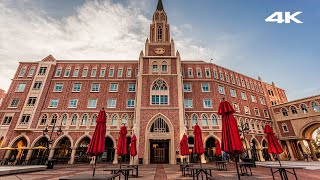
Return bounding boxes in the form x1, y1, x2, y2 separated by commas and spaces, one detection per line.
299, 122, 320, 160
251, 138, 260, 161
30, 136, 49, 163
8, 136, 29, 161
144, 114, 174, 164
74, 136, 91, 163
53, 137, 72, 164
261, 139, 271, 161
103, 136, 115, 163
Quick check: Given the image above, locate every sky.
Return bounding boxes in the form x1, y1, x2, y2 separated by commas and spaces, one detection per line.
0, 0, 319, 101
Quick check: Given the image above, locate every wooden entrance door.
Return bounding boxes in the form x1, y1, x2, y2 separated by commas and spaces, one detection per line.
154, 148, 165, 163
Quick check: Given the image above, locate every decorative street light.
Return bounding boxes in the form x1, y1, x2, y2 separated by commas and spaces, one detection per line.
238, 121, 250, 158
42, 121, 63, 145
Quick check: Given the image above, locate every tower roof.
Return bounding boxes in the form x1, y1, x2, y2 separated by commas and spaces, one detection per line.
157, 0, 164, 10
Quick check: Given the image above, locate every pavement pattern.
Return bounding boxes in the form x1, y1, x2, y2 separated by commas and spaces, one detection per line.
1, 161, 320, 180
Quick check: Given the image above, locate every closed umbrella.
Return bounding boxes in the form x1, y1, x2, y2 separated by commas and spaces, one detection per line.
218, 99, 244, 180
87, 108, 107, 176
264, 124, 283, 166
117, 124, 127, 169
130, 134, 137, 165
180, 134, 190, 163
193, 124, 204, 167
215, 140, 222, 156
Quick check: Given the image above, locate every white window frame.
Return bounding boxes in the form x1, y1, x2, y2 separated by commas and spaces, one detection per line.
55, 68, 62, 77
244, 106, 250, 114
197, 68, 202, 78
184, 83, 191, 92
109, 83, 118, 92
82, 68, 88, 77
28, 68, 35, 77
49, 99, 59, 108
230, 88, 236, 97
16, 83, 26, 92
100, 68, 106, 77
264, 110, 269, 118
69, 99, 78, 108
87, 99, 98, 108
128, 83, 136, 92
64, 68, 70, 77
218, 85, 225, 94
127, 99, 135, 108
91, 83, 100, 92
202, 83, 210, 92
72, 83, 81, 92
184, 99, 193, 108
91, 68, 97, 77
54, 83, 63, 92
19, 68, 26, 77
117, 68, 123, 77
188, 68, 193, 78
203, 99, 212, 108
126, 68, 132, 77
107, 99, 117, 108
251, 95, 256, 103
109, 68, 114, 77
241, 92, 247, 100
73, 68, 79, 77
205, 68, 210, 78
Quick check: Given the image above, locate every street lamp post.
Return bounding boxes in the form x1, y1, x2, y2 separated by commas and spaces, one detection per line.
42, 121, 62, 166
238, 121, 250, 158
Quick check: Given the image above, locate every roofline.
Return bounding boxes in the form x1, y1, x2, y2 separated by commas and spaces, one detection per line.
271, 94, 320, 108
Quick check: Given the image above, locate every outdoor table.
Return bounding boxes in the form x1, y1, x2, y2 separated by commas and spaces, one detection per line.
213, 161, 228, 171
104, 167, 134, 180
187, 166, 215, 180
180, 163, 196, 176
259, 165, 303, 180
237, 162, 254, 176
59, 174, 120, 180
124, 164, 142, 177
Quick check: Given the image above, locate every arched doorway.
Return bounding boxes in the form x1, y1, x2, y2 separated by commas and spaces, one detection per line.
300, 123, 320, 160
145, 115, 174, 164
53, 137, 71, 164
188, 136, 196, 163
251, 139, 260, 161
31, 137, 49, 164
10, 136, 28, 164
101, 137, 114, 163
75, 137, 90, 163
205, 137, 216, 162
262, 140, 271, 161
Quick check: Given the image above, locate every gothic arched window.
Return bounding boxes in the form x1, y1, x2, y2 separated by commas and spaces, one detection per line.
192, 114, 198, 125
211, 114, 218, 125
71, 114, 78, 125
151, 79, 169, 105
201, 114, 208, 126
40, 114, 47, 125
81, 114, 88, 125
111, 114, 118, 126
157, 25, 162, 41
51, 114, 58, 125
150, 117, 169, 132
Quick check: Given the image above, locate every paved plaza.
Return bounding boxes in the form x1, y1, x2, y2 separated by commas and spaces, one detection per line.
1, 161, 320, 180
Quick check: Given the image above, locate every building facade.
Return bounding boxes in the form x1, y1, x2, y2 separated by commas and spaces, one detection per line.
0, 89, 5, 107
0, 0, 287, 164
270, 95, 320, 161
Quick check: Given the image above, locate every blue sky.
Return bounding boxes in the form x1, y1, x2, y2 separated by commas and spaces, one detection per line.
0, 0, 319, 101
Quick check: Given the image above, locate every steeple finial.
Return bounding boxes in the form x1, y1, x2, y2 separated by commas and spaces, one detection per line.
157, 0, 164, 10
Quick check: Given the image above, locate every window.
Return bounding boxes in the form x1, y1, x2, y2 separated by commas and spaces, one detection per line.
91, 114, 97, 125
201, 115, 208, 126
188, 68, 193, 78
282, 108, 288, 116
152, 95, 168, 105
82, 68, 88, 77
38, 67, 47, 75
241, 79, 245, 87
88, 99, 97, 108
251, 123, 255, 130
260, 97, 265, 105
32, 82, 42, 90
205, 68, 210, 78
109, 68, 114, 77
203, 99, 212, 108
128, 83, 136, 92
40, 114, 47, 125
244, 106, 250, 114
10, 99, 19, 107
111, 114, 118, 126
62, 114, 68, 125
55, 68, 62, 77
241, 92, 247, 100
64, 68, 70, 77
27, 97, 37, 106
218, 85, 225, 94
184, 83, 191, 92
117, 68, 123, 77
282, 123, 289, 132
54, 83, 63, 92
127, 99, 135, 108
291, 106, 298, 114
225, 73, 229, 82
127, 68, 132, 77
19, 68, 26, 77
230, 89, 236, 97
91, 83, 100, 92
246, 81, 250, 89
49, 99, 59, 108
162, 64, 167, 72
202, 83, 210, 92
251, 95, 256, 103
100, 68, 106, 77
20, 115, 30, 124
213, 70, 218, 79
28, 68, 35, 77
152, 64, 158, 72
192, 114, 198, 125
254, 108, 260, 116
81, 114, 88, 125
73, 68, 79, 77
250, 82, 255, 90
73, 83, 81, 92
301, 104, 308, 113
312, 102, 320, 112
151, 80, 169, 105
122, 115, 128, 124
236, 77, 240, 86
109, 83, 118, 92
69, 99, 78, 108
157, 25, 162, 41
233, 103, 240, 112
71, 114, 78, 125
184, 99, 192, 108
211, 114, 218, 125
263, 110, 269, 118
91, 68, 97, 77
231, 75, 235, 84
197, 68, 202, 77
51, 114, 58, 125
219, 72, 224, 81
2, 116, 13, 125
16, 83, 26, 92
107, 99, 117, 108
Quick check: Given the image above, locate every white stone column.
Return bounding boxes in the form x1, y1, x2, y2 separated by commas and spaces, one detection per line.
285, 141, 296, 161
269, 153, 275, 161
5, 150, 12, 159
258, 149, 265, 161
307, 140, 318, 161
69, 149, 77, 164
299, 140, 308, 154
200, 154, 206, 163
48, 149, 55, 160
247, 149, 252, 159
113, 149, 118, 164
26, 149, 33, 160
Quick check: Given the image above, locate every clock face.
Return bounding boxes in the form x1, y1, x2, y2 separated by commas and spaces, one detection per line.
154, 47, 165, 55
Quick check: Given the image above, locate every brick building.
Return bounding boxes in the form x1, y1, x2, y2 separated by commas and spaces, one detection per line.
0, 0, 287, 164
0, 89, 5, 107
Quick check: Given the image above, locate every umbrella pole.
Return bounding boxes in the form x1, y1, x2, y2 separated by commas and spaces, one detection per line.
277, 154, 282, 166
235, 155, 241, 180
92, 156, 97, 177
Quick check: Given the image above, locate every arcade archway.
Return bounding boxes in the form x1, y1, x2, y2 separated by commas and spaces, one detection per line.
9, 136, 29, 163
53, 137, 72, 164
262, 139, 271, 161
75, 137, 90, 163
30, 137, 49, 164
251, 138, 260, 161
101, 136, 115, 163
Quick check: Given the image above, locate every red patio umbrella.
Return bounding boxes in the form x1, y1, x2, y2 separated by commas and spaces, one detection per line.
130, 134, 137, 165
86, 108, 107, 176
264, 124, 283, 166
193, 124, 204, 167
218, 99, 243, 180
215, 140, 222, 156
117, 124, 127, 168
180, 134, 190, 163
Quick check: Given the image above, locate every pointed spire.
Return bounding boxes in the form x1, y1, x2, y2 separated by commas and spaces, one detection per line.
157, 0, 164, 10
